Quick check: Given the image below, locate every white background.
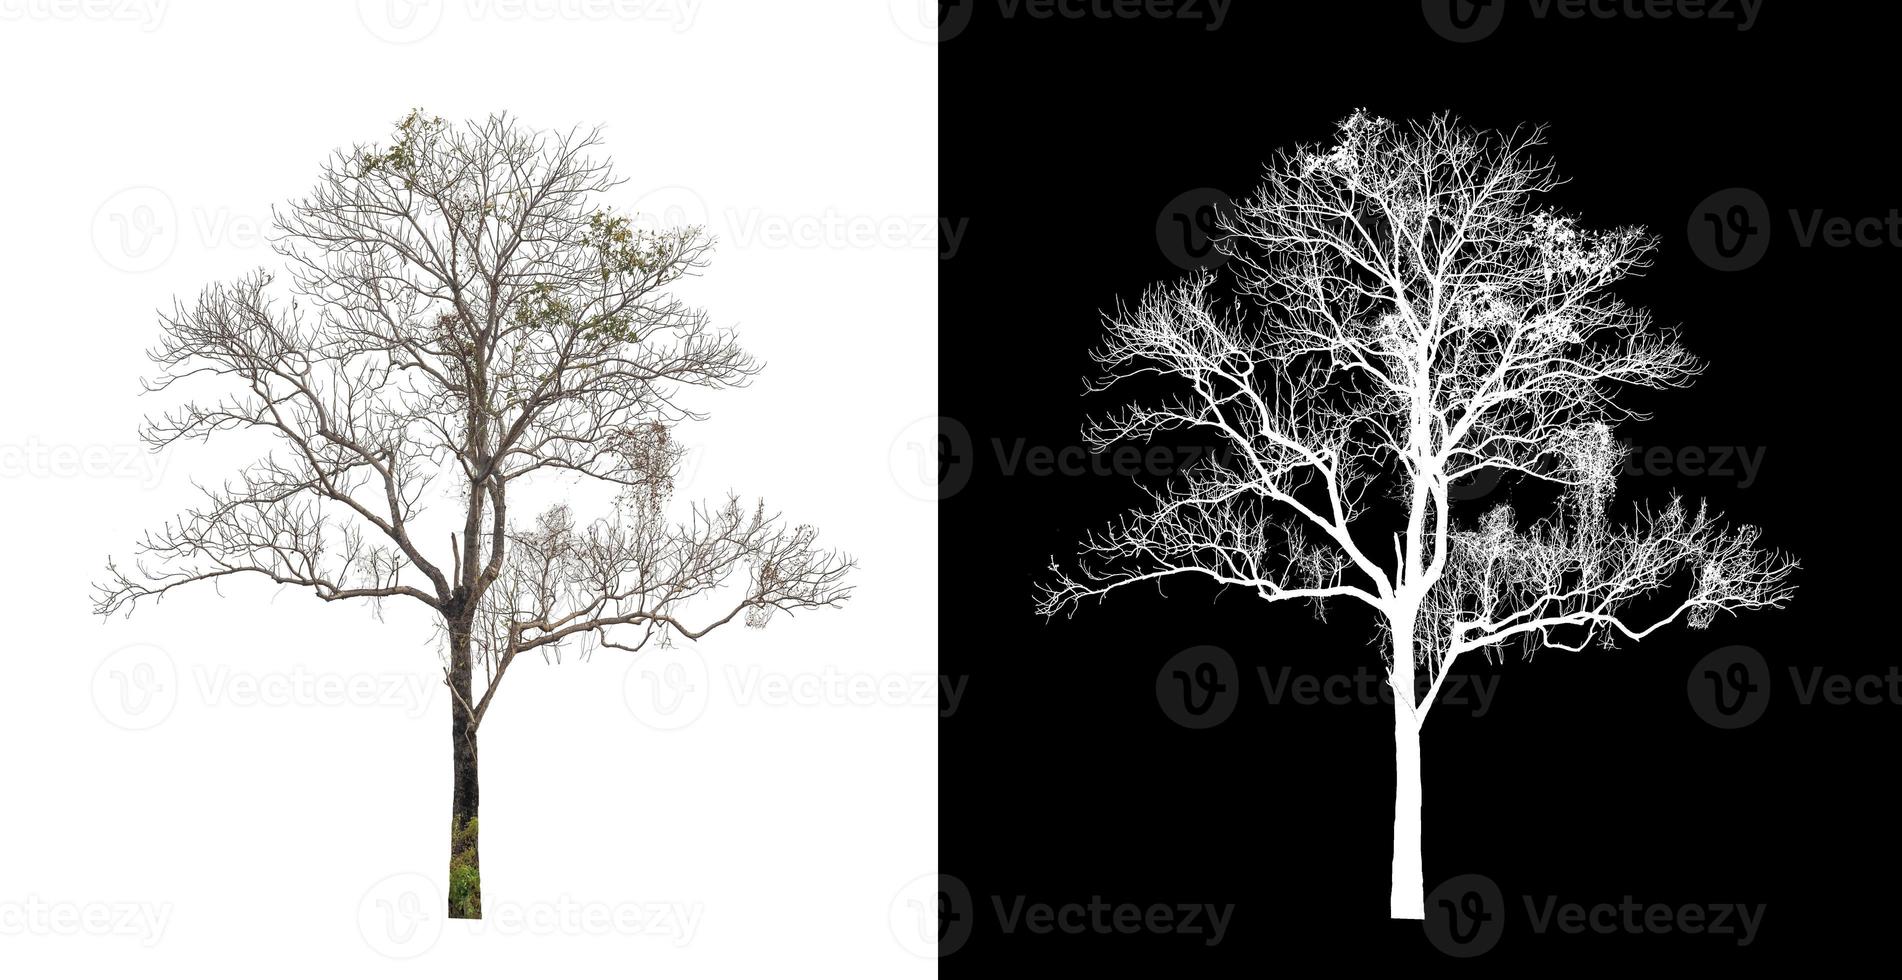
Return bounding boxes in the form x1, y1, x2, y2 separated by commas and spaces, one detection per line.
0, 1, 937, 975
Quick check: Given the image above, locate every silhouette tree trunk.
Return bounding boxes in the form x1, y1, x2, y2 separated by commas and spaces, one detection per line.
1390, 618, 1424, 919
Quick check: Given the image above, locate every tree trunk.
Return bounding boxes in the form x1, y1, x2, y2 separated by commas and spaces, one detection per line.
1391, 705, 1424, 918
1389, 616, 1425, 919
448, 626, 481, 919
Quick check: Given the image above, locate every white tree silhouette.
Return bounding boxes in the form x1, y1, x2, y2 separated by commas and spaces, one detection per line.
1036, 112, 1798, 919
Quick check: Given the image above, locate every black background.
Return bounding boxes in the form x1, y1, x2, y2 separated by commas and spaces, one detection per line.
940, 0, 1890, 968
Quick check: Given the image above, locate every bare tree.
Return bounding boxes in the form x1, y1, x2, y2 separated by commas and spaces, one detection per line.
94, 111, 855, 918
1036, 112, 1796, 919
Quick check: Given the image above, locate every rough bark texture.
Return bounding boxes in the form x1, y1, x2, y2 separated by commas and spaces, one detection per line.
449, 625, 481, 919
